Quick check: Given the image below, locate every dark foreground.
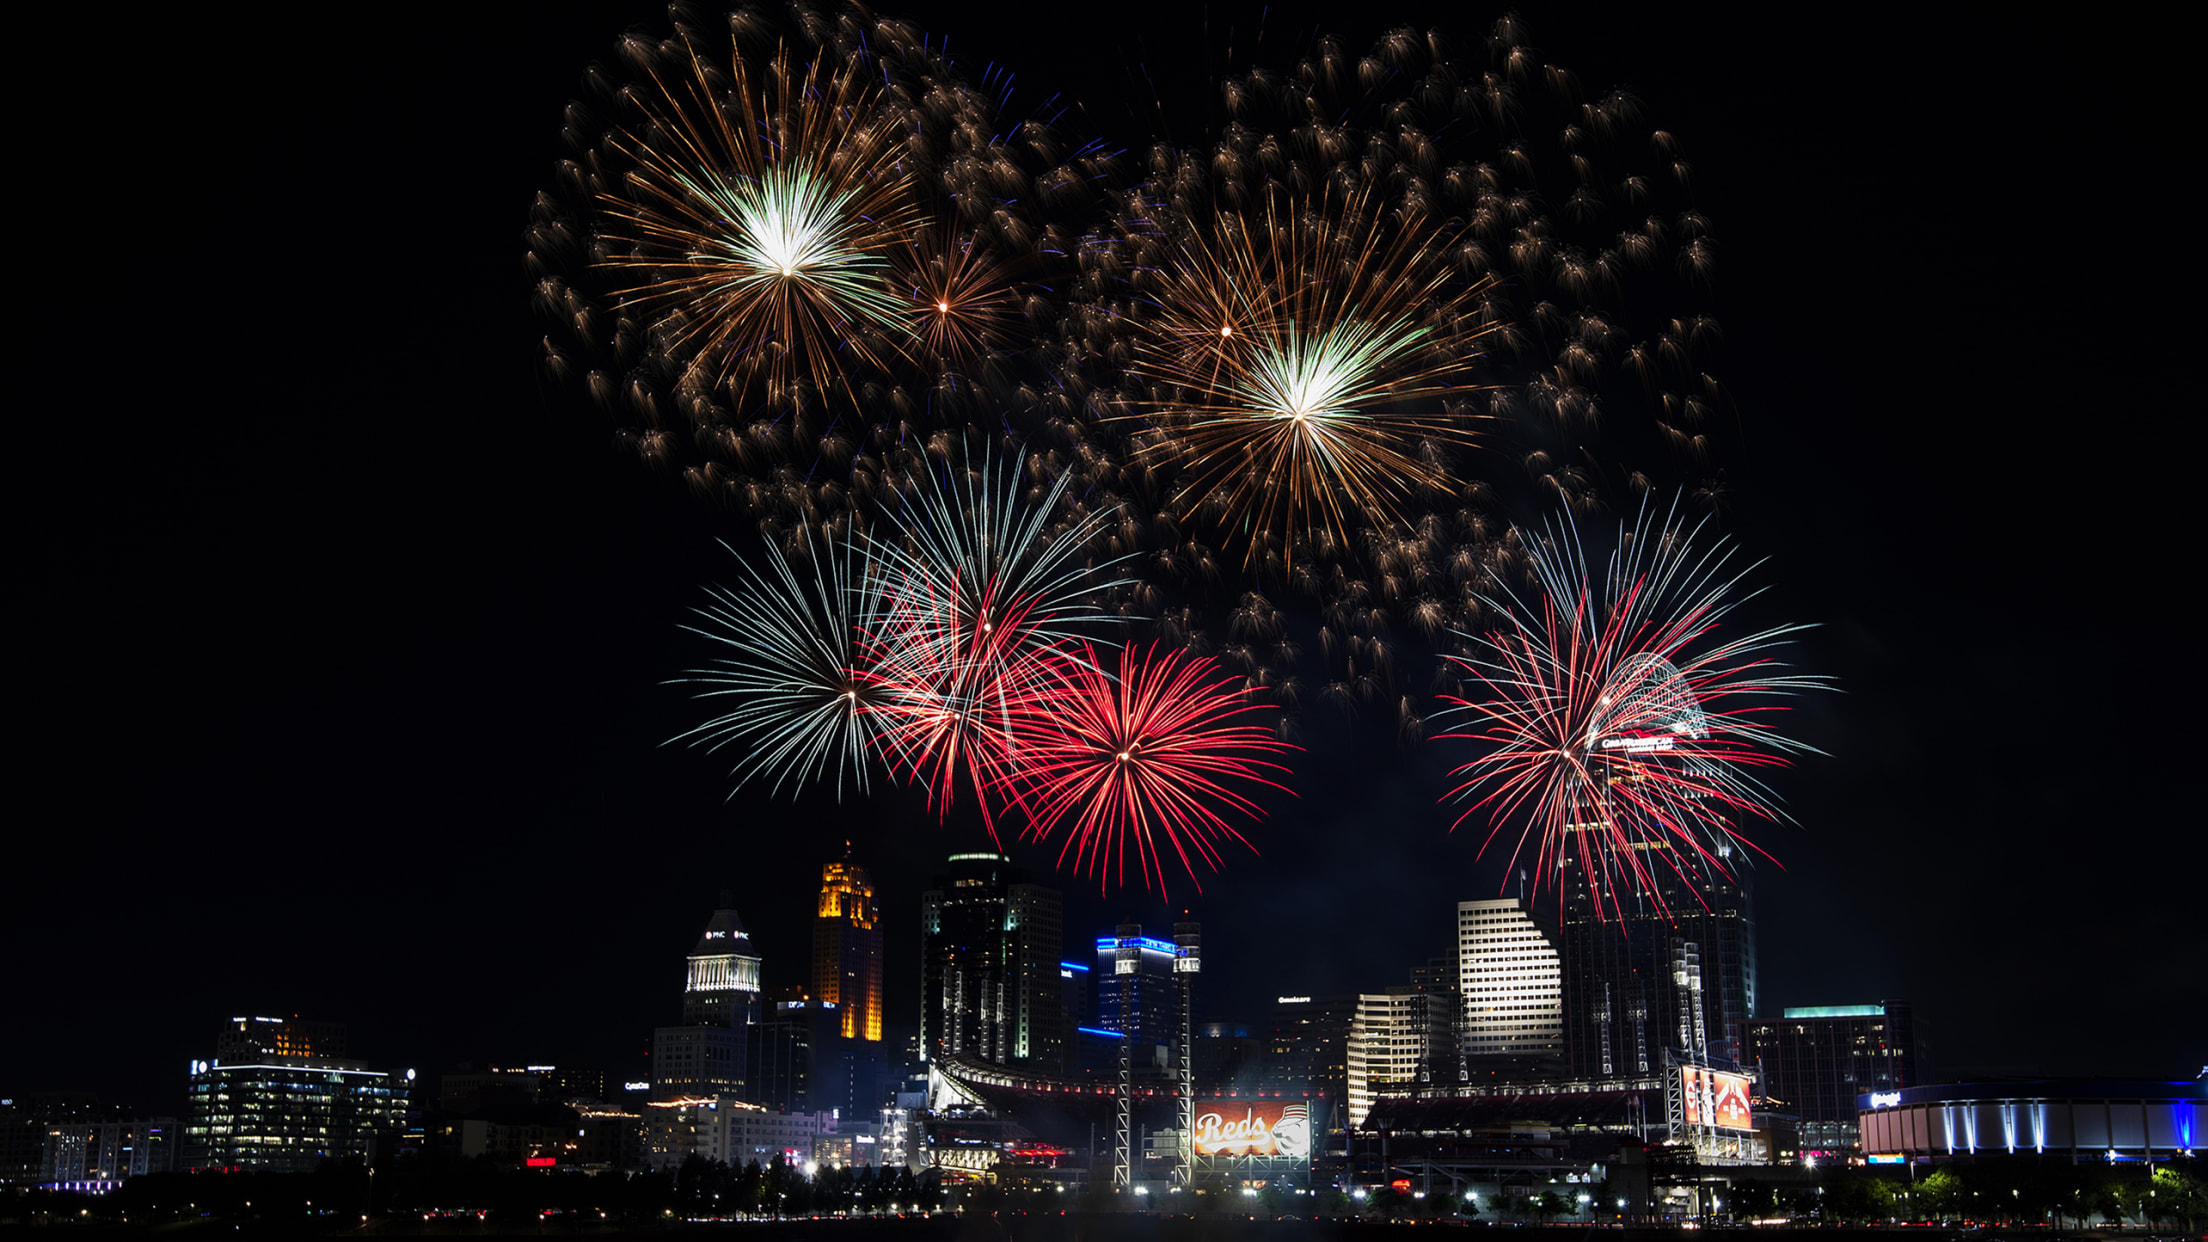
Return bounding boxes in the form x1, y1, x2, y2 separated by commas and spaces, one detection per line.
5, 1218, 2179, 1242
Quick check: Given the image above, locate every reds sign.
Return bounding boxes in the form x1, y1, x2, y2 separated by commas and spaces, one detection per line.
1191, 1101, 1312, 1159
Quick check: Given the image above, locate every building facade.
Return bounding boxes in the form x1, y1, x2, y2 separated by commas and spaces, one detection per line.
1556, 847, 1756, 1079
1092, 930, 1184, 1077
37, 1119, 174, 1191
1858, 1080, 2204, 1163
182, 1017, 413, 1173
918, 853, 1066, 1070
1262, 995, 1356, 1134
1746, 1001, 1923, 1156
1457, 898, 1564, 1063
1346, 984, 1458, 1129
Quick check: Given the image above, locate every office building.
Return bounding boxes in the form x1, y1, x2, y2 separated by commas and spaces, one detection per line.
1457, 898, 1563, 1063
918, 853, 1066, 1070
814, 849, 885, 1044
1261, 995, 1355, 1132
182, 1017, 413, 1173
1093, 929, 1184, 1076
1556, 847, 1755, 1079
1747, 1001, 1923, 1156
652, 900, 761, 1102
1346, 982, 1458, 1129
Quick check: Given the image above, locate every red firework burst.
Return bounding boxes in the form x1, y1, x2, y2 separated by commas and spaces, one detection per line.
859, 570, 1059, 844
1002, 642, 1297, 895
1435, 507, 1826, 920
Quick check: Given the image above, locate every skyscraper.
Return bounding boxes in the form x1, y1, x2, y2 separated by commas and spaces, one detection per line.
813, 848, 884, 1044
918, 853, 1066, 1069
1555, 847, 1756, 1079
652, 900, 761, 1102
1456, 897, 1564, 1063
1093, 929, 1184, 1075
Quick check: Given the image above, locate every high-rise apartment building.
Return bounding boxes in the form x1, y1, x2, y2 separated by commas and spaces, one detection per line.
182, 1017, 413, 1173
813, 849, 884, 1044
37, 1118, 174, 1190
1556, 846, 1756, 1079
1746, 1001, 1924, 1156
1457, 898, 1563, 1062
652, 901, 761, 1102
918, 853, 1066, 1069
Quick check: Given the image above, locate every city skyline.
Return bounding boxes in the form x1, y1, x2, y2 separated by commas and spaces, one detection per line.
13, 0, 2202, 1129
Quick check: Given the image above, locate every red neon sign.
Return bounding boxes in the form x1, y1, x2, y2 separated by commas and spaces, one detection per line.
525, 1157, 557, 1167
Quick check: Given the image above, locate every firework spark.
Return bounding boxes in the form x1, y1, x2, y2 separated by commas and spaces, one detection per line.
668, 527, 887, 799
1004, 642, 1297, 897
898, 222, 1024, 368
1434, 502, 1827, 919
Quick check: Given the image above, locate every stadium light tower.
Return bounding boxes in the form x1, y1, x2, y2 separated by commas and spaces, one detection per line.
1173, 920, 1201, 1192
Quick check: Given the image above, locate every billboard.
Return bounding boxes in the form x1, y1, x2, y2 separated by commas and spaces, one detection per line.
1191, 1101, 1313, 1159
1680, 1066, 1754, 1132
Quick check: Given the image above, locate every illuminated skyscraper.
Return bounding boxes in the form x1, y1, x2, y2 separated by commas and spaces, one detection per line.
1092, 929, 1183, 1075
652, 900, 761, 1102
918, 853, 1066, 1069
1456, 898, 1563, 1063
1556, 847, 1756, 1079
812, 848, 884, 1043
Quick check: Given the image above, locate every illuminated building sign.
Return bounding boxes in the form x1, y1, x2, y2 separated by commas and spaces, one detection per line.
1680, 1066, 1755, 1132
1191, 1102, 1312, 1159
1865, 1154, 1906, 1165
526, 1157, 557, 1168
1868, 1091, 1902, 1108
1096, 935, 1179, 955
1276, 996, 1311, 1005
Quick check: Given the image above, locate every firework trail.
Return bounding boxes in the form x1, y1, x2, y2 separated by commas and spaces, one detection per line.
667, 525, 888, 799
1433, 501, 1827, 920
1003, 641, 1296, 898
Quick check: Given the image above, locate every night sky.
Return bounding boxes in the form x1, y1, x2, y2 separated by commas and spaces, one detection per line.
17, 3, 2201, 1116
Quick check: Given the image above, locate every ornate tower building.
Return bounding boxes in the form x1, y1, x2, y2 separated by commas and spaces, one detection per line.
812, 848, 884, 1043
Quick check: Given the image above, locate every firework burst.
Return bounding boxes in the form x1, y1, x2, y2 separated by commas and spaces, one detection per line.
1003, 642, 1296, 897
862, 451, 1133, 837
1126, 185, 1496, 559
1434, 502, 1827, 919
596, 35, 921, 409
667, 526, 888, 799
